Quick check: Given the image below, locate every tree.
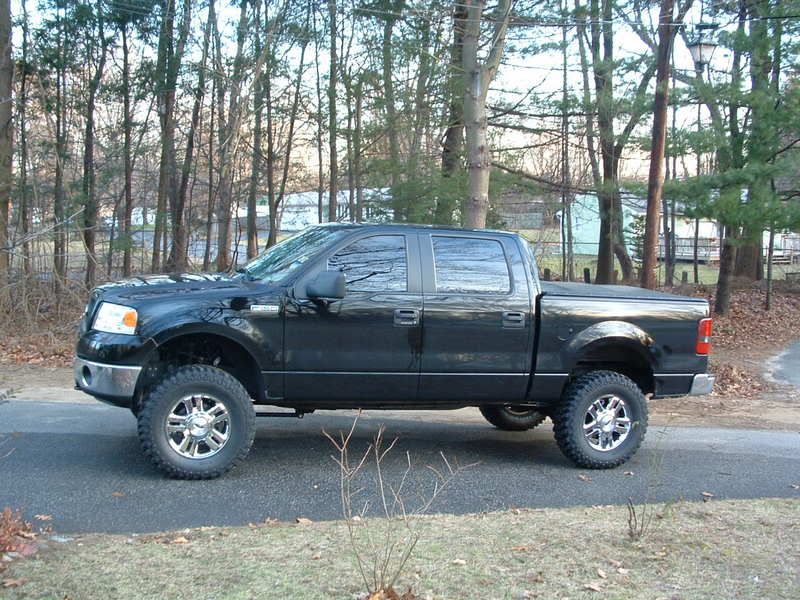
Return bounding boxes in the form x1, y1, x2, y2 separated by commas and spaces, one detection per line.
0, 0, 11, 286
641, 0, 691, 289
462, 0, 512, 229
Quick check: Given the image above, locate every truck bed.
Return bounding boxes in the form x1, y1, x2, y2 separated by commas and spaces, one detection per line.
540, 281, 706, 303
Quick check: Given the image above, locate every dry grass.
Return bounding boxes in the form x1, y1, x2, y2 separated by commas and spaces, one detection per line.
2, 499, 798, 599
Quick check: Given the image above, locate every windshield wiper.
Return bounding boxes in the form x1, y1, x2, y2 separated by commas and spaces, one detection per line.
235, 267, 255, 281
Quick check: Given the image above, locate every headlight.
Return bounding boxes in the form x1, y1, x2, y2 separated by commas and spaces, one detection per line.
92, 302, 138, 335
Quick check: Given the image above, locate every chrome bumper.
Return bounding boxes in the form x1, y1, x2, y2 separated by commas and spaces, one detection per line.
689, 373, 715, 396
73, 357, 142, 400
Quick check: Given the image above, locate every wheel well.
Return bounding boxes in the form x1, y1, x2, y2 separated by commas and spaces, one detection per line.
134, 333, 264, 412
570, 343, 654, 395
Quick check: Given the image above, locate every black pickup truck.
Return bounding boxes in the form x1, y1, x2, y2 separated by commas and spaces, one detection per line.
74, 224, 714, 478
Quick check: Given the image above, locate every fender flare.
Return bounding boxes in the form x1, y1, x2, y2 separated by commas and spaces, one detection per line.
561, 320, 656, 373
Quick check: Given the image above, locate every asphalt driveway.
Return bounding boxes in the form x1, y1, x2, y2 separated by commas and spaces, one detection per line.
1, 398, 798, 534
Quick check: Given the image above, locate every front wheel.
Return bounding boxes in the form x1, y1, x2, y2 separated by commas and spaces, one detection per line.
137, 365, 256, 479
553, 371, 648, 469
479, 406, 547, 431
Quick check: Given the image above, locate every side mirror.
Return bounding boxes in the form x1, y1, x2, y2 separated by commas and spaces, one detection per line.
306, 270, 346, 301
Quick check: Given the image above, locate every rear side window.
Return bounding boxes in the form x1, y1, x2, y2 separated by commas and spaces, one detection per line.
432, 236, 511, 294
328, 235, 408, 292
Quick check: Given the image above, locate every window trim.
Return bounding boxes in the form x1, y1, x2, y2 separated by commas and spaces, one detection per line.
429, 234, 514, 296
327, 233, 411, 294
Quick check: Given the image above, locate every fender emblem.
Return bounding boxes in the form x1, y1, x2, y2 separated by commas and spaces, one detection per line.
249, 304, 280, 314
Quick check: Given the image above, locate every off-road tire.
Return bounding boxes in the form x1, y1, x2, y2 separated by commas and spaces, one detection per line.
137, 365, 255, 479
479, 406, 547, 431
553, 370, 648, 469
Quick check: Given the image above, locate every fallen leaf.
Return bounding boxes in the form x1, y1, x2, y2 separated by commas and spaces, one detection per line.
34, 514, 52, 521
295, 517, 313, 525
2, 578, 26, 588
578, 474, 592, 482
171, 536, 189, 545
596, 568, 607, 579
451, 559, 466, 566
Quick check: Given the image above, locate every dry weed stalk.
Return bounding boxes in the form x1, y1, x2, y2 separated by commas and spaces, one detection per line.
324, 413, 470, 596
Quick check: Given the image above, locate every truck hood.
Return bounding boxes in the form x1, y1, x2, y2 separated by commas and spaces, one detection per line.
91, 273, 256, 304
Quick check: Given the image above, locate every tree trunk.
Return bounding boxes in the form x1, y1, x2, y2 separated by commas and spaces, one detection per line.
246, 0, 263, 259
462, 0, 511, 229
327, 0, 338, 223
715, 226, 736, 315
81, 13, 108, 290
215, 1, 247, 272
121, 25, 134, 277
437, 3, 467, 225
641, 0, 675, 290
202, 77, 216, 272
354, 77, 364, 223
0, 0, 12, 286
18, 0, 30, 277
168, 0, 213, 271
381, 1, 405, 220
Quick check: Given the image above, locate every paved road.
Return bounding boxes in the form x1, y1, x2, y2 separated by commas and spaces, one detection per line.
772, 340, 800, 388
1, 399, 798, 534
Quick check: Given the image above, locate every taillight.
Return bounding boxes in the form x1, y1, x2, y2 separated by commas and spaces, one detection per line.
696, 318, 713, 355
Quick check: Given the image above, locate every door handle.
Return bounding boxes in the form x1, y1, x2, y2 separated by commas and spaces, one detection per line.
394, 308, 420, 327
502, 311, 525, 328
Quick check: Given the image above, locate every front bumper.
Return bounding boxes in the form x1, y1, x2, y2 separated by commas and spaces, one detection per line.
688, 373, 715, 396
73, 357, 142, 407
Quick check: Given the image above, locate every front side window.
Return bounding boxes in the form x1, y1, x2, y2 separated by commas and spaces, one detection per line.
328, 235, 408, 292
432, 236, 511, 294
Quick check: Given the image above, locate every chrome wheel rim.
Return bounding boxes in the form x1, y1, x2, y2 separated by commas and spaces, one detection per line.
583, 394, 631, 452
165, 394, 231, 459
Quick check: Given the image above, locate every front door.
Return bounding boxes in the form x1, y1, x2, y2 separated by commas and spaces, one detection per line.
283, 232, 423, 404
417, 233, 533, 403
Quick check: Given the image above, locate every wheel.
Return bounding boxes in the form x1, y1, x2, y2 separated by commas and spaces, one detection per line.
137, 365, 256, 479
553, 371, 648, 469
479, 405, 547, 431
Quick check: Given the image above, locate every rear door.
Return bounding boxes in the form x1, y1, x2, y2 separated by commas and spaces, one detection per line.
283, 231, 423, 404
418, 233, 533, 403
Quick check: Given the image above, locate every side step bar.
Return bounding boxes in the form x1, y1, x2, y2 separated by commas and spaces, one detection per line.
254, 407, 313, 418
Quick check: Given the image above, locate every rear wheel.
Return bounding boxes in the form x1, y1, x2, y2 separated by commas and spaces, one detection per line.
479, 406, 547, 431
137, 365, 255, 479
553, 371, 648, 469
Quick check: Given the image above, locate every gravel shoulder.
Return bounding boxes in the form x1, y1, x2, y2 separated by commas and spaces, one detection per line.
2, 498, 798, 599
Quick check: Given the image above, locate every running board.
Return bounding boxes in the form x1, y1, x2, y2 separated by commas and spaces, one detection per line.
254, 407, 311, 418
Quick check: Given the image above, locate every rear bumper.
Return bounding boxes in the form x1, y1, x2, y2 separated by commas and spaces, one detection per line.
688, 373, 715, 396
73, 357, 141, 408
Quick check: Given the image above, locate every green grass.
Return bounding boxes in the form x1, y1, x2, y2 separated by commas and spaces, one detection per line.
3, 499, 798, 599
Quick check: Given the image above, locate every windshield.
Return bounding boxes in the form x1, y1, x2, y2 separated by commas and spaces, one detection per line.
236, 226, 349, 283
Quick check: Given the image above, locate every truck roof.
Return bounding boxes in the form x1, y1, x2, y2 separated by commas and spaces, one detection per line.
314, 222, 521, 237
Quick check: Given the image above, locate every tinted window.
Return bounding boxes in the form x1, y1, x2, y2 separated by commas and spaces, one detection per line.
432, 236, 510, 294
328, 235, 407, 292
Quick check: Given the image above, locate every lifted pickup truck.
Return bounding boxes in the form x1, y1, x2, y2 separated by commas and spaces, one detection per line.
74, 224, 714, 478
